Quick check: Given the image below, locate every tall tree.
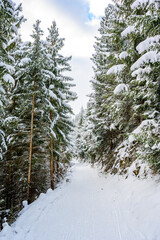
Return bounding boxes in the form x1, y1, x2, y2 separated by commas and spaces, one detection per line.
0, 0, 24, 225
45, 21, 77, 188
77, 0, 160, 175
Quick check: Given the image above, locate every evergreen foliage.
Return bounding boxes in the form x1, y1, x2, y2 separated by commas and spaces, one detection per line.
0, 1, 76, 228
75, 0, 160, 175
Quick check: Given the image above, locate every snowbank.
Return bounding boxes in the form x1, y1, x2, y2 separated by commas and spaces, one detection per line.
0, 162, 160, 240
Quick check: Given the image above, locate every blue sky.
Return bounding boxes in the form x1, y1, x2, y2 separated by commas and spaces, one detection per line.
14, 0, 112, 114
48, 0, 90, 24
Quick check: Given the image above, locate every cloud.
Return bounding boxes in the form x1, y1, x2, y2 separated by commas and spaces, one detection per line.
69, 57, 93, 114
13, 0, 111, 114
14, 0, 98, 58
84, 0, 112, 17
14, 0, 112, 58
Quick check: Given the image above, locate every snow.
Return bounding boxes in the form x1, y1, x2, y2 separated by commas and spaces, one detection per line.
132, 119, 158, 134
107, 64, 125, 75
58, 128, 66, 140
128, 134, 136, 143
152, 142, 160, 150
110, 123, 116, 130
131, 51, 160, 71
49, 90, 58, 100
121, 26, 135, 37
42, 70, 55, 79
19, 58, 31, 67
4, 117, 18, 124
49, 84, 54, 89
128, 120, 158, 144
131, 66, 152, 77
136, 35, 160, 54
119, 51, 129, 59
0, 86, 5, 94
3, 74, 15, 85
50, 128, 56, 139
11, 25, 18, 35
114, 83, 128, 95
131, 0, 156, 9
0, 63, 15, 74
7, 37, 18, 48
1, 161, 160, 240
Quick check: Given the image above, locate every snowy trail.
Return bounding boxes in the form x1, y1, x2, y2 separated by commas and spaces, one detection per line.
1, 160, 160, 240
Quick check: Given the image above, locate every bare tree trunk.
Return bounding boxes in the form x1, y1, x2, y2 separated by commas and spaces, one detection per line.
27, 76, 36, 201
50, 105, 54, 190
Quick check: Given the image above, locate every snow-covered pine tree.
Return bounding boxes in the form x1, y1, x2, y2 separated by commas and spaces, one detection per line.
75, 107, 87, 159
0, 0, 24, 224
5, 39, 33, 217
128, 0, 160, 170
78, 0, 160, 175
89, 4, 127, 167
107, 0, 160, 174
5, 20, 50, 205
18, 20, 51, 202
78, 102, 98, 163
45, 22, 77, 187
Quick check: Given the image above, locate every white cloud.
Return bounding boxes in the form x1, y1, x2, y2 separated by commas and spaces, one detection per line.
84, 0, 112, 17
69, 57, 93, 115
14, 0, 97, 58
13, 0, 111, 114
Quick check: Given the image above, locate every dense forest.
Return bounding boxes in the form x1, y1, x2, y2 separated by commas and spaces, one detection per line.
0, 0, 160, 231
0, 0, 76, 227
75, 0, 160, 176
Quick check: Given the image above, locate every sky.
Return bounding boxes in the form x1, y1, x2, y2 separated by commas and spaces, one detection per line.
14, 0, 112, 114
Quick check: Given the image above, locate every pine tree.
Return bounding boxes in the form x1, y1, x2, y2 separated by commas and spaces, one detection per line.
128, 0, 160, 170
0, 0, 24, 224
78, 0, 160, 175
89, 4, 126, 166
45, 21, 76, 186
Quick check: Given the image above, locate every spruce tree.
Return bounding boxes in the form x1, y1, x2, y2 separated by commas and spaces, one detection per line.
0, 0, 24, 225
78, 0, 160, 175
45, 21, 76, 186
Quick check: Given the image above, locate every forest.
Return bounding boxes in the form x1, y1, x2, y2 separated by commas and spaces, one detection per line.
0, 0, 160, 234
0, 0, 77, 227
75, 0, 160, 176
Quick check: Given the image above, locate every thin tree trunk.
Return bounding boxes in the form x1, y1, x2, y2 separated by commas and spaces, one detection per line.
27, 76, 36, 201
56, 155, 59, 180
110, 133, 113, 151
8, 146, 12, 184
50, 134, 54, 190
50, 104, 54, 190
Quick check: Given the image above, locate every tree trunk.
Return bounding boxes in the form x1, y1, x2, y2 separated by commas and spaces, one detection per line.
27, 76, 36, 201
50, 105, 54, 190
50, 135, 54, 190
8, 146, 12, 184
56, 155, 60, 180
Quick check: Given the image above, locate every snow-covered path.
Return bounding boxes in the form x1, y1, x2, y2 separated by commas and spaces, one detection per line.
1, 161, 160, 240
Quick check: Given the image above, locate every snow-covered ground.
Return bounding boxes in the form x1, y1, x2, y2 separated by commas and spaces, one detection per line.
1, 161, 160, 240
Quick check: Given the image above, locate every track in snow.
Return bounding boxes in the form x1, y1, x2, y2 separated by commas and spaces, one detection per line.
1, 160, 160, 240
